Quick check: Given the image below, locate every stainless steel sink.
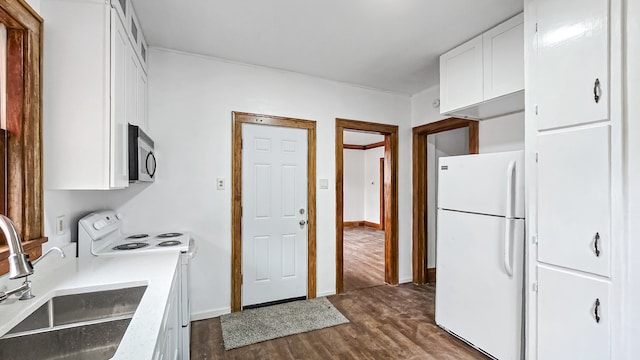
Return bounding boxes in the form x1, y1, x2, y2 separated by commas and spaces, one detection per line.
0, 318, 131, 360
0, 285, 147, 360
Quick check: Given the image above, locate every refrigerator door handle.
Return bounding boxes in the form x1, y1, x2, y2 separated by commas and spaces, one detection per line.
504, 218, 514, 277
504, 160, 516, 277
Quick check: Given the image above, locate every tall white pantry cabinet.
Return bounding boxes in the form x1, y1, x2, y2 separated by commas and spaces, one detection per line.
524, 0, 628, 359
42, 0, 149, 190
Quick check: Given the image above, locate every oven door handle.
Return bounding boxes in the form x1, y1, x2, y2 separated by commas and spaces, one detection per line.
145, 152, 157, 178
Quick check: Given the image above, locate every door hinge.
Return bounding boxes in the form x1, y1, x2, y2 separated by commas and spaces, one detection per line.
535, 153, 539, 163
535, 105, 538, 115
241, 275, 243, 285
241, 139, 243, 149
532, 282, 538, 292
532, 235, 538, 245
241, 205, 243, 217
535, 23, 538, 32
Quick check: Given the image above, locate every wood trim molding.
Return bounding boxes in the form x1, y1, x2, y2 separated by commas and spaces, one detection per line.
336, 118, 398, 294
0, 0, 46, 273
426, 268, 437, 283
363, 221, 383, 230
231, 112, 317, 312
379, 157, 384, 231
412, 118, 478, 284
343, 221, 363, 227
342, 141, 385, 151
365, 141, 385, 150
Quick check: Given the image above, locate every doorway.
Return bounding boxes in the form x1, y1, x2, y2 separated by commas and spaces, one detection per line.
231, 112, 317, 312
336, 118, 399, 294
412, 118, 479, 284
342, 130, 386, 292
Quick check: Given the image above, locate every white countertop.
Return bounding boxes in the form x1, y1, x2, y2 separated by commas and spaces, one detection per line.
0, 243, 181, 360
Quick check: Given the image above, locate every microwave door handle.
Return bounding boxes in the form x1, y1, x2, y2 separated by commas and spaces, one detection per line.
146, 152, 156, 178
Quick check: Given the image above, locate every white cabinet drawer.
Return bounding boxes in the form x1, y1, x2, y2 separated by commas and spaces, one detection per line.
535, 0, 609, 130
537, 266, 610, 360
538, 125, 610, 276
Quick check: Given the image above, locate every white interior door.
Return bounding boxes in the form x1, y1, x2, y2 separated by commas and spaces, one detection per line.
242, 123, 308, 307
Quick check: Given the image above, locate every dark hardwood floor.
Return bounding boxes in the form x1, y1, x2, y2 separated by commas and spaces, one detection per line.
190, 284, 488, 359
343, 226, 385, 292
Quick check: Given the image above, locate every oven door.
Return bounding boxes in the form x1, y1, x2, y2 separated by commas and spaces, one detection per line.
137, 138, 156, 182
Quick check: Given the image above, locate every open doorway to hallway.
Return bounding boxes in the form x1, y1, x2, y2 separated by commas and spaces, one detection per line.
335, 118, 398, 295
342, 130, 385, 292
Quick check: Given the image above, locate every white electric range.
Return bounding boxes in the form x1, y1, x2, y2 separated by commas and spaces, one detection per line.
78, 210, 194, 360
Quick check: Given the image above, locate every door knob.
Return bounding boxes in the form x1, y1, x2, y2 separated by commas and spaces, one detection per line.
299, 220, 307, 226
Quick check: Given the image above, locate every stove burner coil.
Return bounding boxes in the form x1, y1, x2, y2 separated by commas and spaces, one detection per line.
157, 240, 182, 247
157, 232, 183, 238
126, 234, 149, 239
113, 242, 149, 250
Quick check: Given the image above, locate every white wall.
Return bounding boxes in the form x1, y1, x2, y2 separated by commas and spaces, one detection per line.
109, 48, 412, 318
25, 0, 39, 13
626, 0, 640, 356
343, 149, 364, 222
363, 146, 384, 224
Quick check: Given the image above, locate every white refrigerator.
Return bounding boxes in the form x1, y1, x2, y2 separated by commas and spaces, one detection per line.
435, 150, 525, 360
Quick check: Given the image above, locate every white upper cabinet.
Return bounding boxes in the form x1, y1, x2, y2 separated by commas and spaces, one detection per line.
42, 0, 149, 190
537, 125, 611, 277
535, 0, 609, 130
483, 13, 525, 99
440, 13, 524, 120
440, 35, 484, 114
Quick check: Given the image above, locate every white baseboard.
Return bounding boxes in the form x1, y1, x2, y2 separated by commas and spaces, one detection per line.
316, 289, 336, 298
190, 307, 231, 321
399, 276, 413, 284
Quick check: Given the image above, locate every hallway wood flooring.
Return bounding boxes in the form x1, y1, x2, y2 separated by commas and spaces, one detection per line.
343, 226, 385, 292
190, 284, 488, 359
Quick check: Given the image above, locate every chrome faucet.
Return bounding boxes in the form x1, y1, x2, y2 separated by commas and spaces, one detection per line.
0, 215, 65, 302
18, 247, 65, 300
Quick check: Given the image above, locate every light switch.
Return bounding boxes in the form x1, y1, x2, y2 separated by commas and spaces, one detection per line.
216, 178, 225, 190
319, 179, 329, 189
56, 215, 65, 236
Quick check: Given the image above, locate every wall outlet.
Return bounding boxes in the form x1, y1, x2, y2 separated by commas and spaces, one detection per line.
319, 179, 329, 189
55, 215, 65, 236
216, 178, 225, 190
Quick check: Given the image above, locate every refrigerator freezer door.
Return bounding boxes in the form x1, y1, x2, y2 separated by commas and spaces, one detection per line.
435, 209, 524, 360
438, 150, 525, 218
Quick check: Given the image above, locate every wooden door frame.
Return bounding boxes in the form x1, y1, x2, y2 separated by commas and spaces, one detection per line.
412, 118, 479, 284
231, 112, 317, 312
379, 158, 384, 231
336, 118, 399, 294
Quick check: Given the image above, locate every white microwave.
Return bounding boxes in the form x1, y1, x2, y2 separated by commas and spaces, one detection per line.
128, 124, 156, 182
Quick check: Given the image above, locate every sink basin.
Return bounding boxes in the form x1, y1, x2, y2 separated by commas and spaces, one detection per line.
0, 285, 147, 360
0, 318, 131, 360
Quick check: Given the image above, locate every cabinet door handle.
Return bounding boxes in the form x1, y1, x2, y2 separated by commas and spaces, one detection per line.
594, 78, 601, 103
594, 298, 601, 323
594, 232, 601, 257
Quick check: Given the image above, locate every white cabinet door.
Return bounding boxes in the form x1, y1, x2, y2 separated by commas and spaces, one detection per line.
137, 68, 148, 131
110, 9, 129, 188
538, 125, 610, 277
537, 266, 610, 360
535, 0, 609, 130
483, 13, 524, 99
440, 35, 484, 114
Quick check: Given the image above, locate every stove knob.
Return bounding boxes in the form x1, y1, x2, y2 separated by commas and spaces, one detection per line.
93, 220, 106, 230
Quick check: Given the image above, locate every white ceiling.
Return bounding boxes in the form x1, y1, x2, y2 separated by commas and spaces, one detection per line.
131, 0, 523, 95
343, 130, 384, 146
